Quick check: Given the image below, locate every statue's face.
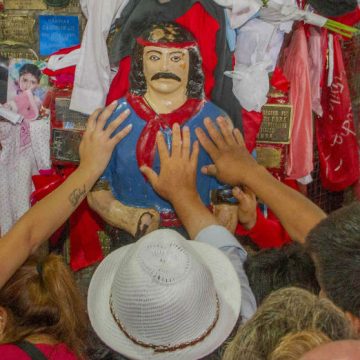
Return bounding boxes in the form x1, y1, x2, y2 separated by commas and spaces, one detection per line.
143, 46, 189, 95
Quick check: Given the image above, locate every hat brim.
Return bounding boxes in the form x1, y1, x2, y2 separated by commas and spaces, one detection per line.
88, 240, 241, 360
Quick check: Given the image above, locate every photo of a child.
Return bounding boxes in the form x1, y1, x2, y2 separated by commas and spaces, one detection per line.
0, 59, 48, 122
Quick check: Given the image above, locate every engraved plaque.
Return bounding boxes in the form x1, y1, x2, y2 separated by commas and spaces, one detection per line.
4, 0, 47, 10
257, 104, 293, 144
0, 15, 36, 44
0, 46, 38, 60
55, 97, 87, 130
256, 146, 282, 169
51, 128, 82, 163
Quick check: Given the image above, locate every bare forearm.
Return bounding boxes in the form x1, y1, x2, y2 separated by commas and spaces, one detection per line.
242, 165, 326, 244
0, 166, 100, 288
171, 191, 219, 239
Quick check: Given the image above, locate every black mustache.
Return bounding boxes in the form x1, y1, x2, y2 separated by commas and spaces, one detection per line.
151, 72, 181, 82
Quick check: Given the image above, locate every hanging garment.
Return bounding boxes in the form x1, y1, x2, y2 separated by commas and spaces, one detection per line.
282, 23, 314, 180
0, 119, 50, 236
316, 35, 360, 191
228, 13, 293, 112
307, 27, 325, 116
212, 0, 263, 28
107, 0, 243, 130
69, 0, 130, 114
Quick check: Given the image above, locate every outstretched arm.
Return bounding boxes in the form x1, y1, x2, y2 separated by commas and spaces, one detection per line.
195, 117, 326, 244
0, 102, 131, 289
141, 124, 219, 239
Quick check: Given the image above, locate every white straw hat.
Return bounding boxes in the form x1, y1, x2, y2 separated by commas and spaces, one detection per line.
88, 229, 241, 360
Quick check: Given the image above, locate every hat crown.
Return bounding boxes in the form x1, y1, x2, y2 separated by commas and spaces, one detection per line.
110, 230, 218, 347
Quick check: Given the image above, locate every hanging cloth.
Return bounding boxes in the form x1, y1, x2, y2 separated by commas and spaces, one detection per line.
282, 23, 314, 180
316, 34, 360, 191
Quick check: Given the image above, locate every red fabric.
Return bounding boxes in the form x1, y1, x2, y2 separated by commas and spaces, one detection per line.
106, 56, 131, 105
42, 44, 80, 88
31, 169, 104, 271
106, 2, 219, 104
126, 93, 203, 168
270, 67, 290, 93
236, 208, 291, 249
0, 343, 78, 360
241, 109, 263, 153
329, 6, 360, 26
316, 35, 360, 191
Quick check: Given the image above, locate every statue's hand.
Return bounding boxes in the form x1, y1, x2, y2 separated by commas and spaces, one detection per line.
88, 189, 160, 238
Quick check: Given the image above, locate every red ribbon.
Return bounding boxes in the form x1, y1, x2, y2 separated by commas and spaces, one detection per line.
126, 93, 203, 168
31, 168, 104, 271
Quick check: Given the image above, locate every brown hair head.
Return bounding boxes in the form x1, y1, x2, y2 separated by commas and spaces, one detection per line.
269, 330, 331, 360
0, 254, 88, 357
222, 287, 354, 360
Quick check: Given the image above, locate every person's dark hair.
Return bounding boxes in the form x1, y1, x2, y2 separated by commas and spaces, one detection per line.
0, 254, 88, 357
244, 243, 320, 306
129, 22, 204, 99
306, 201, 360, 318
19, 63, 42, 82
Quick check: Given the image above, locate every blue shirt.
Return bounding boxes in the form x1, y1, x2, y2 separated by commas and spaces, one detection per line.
102, 98, 227, 214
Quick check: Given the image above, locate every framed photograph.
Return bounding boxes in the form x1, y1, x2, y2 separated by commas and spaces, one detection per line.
0, 59, 49, 122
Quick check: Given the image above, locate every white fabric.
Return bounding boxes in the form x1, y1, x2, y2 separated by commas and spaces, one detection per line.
327, 34, 334, 87
70, 0, 130, 114
213, 0, 263, 28
296, 174, 313, 185
46, 48, 81, 71
225, 62, 271, 112
229, 15, 293, 111
88, 229, 241, 360
0, 106, 23, 124
260, 1, 327, 27
0, 119, 50, 236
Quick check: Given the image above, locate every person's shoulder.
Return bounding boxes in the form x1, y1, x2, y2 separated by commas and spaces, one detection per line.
0, 343, 31, 359
37, 343, 79, 359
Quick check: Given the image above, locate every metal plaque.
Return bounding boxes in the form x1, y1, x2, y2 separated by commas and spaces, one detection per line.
0, 15, 36, 44
4, 0, 47, 10
256, 146, 282, 169
51, 128, 82, 163
0, 45, 38, 60
55, 97, 87, 130
257, 104, 293, 144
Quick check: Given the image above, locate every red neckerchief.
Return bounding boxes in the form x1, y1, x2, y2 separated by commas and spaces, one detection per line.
126, 92, 204, 168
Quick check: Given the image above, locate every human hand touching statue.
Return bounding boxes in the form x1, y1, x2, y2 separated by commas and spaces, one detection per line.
141, 123, 220, 239
195, 116, 260, 187
140, 123, 199, 205
0, 102, 133, 288
87, 105, 161, 239
196, 117, 327, 243
79, 101, 132, 178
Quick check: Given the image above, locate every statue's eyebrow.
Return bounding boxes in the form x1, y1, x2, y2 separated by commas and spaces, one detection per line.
146, 50, 162, 55
169, 51, 185, 56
